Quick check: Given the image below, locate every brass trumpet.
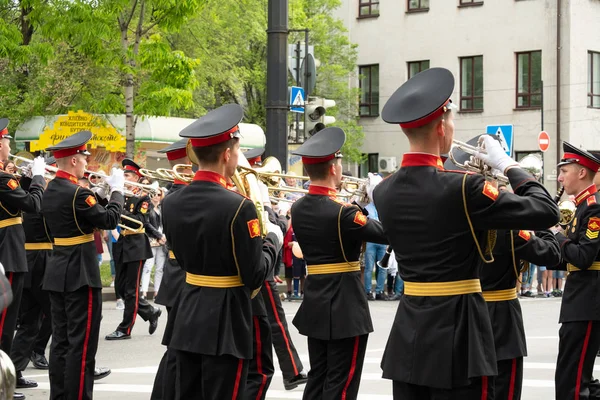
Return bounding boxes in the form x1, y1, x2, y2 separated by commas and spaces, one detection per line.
8, 154, 57, 179
555, 186, 576, 226
86, 170, 161, 197
139, 168, 177, 182
119, 214, 145, 233
171, 164, 194, 183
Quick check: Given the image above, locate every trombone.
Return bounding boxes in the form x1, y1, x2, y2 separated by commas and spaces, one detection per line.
119, 215, 145, 233
86, 170, 161, 197
139, 168, 177, 182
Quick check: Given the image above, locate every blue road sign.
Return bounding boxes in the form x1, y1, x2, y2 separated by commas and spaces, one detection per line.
486, 125, 514, 156
290, 86, 305, 113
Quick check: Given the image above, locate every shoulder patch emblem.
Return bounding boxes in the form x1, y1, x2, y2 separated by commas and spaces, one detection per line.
482, 181, 499, 201
518, 230, 531, 241
588, 217, 600, 232
586, 229, 599, 240
247, 219, 261, 238
588, 197, 597, 206
85, 195, 97, 207
7, 179, 18, 190
353, 211, 367, 226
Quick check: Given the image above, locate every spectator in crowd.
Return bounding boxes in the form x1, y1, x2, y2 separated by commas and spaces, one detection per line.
290, 230, 306, 300
363, 173, 388, 300
4, 161, 16, 174
283, 220, 295, 297
552, 270, 565, 297
141, 188, 166, 300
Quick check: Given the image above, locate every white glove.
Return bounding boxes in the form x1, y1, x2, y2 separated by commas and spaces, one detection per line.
31, 157, 47, 177
475, 135, 519, 174
20, 163, 33, 178
91, 185, 109, 200
104, 167, 125, 195
265, 220, 283, 252
258, 181, 271, 208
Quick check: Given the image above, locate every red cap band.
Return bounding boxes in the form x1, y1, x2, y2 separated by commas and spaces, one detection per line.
302, 154, 336, 165
564, 152, 600, 172
0, 128, 8, 138
124, 164, 141, 177
247, 156, 262, 166
166, 148, 188, 161
399, 99, 450, 129
53, 144, 87, 159
190, 126, 239, 148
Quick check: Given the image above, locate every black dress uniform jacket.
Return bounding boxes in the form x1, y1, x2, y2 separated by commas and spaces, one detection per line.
482, 229, 560, 361
373, 154, 559, 389
162, 172, 279, 360
113, 195, 161, 264
42, 174, 124, 292
554, 185, 600, 323
291, 185, 387, 341
23, 211, 53, 288
0, 172, 45, 273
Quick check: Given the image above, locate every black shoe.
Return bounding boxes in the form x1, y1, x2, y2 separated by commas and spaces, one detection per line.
390, 294, 402, 301
149, 308, 162, 335
94, 367, 111, 380
13, 393, 25, 400
521, 290, 534, 298
375, 292, 390, 301
30, 351, 49, 370
366, 292, 375, 301
283, 373, 308, 390
16, 374, 37, 389
105, 330, 131, 340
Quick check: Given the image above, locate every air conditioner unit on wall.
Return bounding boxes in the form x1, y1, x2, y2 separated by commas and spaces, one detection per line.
378, 157, 397, 173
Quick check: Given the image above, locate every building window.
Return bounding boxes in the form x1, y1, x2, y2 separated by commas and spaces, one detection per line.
460, 56, 483, 111
516, 51, 542, 109
408, 60, 430, 79
589, 51, 600, 108
459, 0, 483, 6
359, 65, 379, 117
407, 0, 429, 12
359, 0, 379, 17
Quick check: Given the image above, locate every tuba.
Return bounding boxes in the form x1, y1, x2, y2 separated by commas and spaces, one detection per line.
555, 187, 576, 226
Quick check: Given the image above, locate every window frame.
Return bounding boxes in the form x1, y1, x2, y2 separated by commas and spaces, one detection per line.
407, 60, 430, 79
459, 55, 484, 112
358, 0, 380, 18
407, 0, 429, 13
458, 0, 484, 7
515, 50, 542, 110
589, 50, 600, 109
358, 64, 380, 117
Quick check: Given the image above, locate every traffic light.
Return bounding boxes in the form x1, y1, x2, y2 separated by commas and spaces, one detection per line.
304, 97, 336, 137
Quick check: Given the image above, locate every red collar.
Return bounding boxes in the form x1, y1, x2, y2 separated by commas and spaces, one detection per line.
308, 185, 338, 196
173, 179, 189, 186
401, 153, 444, 170
56, 170, 79, 185
574, 184, 598, 206
193, 170, 227, 188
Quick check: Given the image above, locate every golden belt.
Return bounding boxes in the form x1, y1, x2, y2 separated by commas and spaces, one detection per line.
185, 272, 244, 288
0, 217, 22, 229
168, 250, 175, 260
482, 287, 518, 302
54, 233, 94, 246
25, 243, 53, 251
307, 262, 360, 275
567, 262, 600, 272
120, 228, 146, 236
404, 279, 482, 296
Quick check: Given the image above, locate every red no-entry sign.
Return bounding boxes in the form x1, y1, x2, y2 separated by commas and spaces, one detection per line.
538, 131, 550, 152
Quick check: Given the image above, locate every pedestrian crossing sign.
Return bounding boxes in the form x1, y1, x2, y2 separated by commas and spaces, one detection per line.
290, 86, 305, 113
486, 125, 514, 157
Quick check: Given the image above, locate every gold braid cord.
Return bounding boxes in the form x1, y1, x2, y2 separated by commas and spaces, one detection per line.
462, 174, 494, 264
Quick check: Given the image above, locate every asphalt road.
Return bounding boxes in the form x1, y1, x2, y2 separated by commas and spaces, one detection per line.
19, 296, 569, 399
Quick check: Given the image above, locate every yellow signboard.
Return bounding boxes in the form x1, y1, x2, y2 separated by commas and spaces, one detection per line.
30, 110, 126, 152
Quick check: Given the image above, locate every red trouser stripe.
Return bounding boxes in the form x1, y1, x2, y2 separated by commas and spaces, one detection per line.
481, 376, 488, 400
507, 358, 517, 400
253, 316, 267, 400
264, 282, 299, 375
78, 287, 93, 400
126, 261, 143, 335
0, 273, 13, 336
231, 359, 244, 400
575, 321, 593, 400
341, 336, 360, 400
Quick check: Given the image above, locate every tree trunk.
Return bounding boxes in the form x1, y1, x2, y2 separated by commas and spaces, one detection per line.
124, 74, 135, 158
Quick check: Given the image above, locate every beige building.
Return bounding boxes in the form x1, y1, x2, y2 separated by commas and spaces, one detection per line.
335, 0, 600, 192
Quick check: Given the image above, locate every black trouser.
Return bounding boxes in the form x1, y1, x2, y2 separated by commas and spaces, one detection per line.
175, 350, 249, 400
496, 357, 523, 400
245, 315, 274, 400
116, 260, 155, 334
48, 287, 102, 400
0, 272, 25, 355
151, 306, 177, 400
261, 280, 304, 380
303, 334, 368, 400
393, 377, 496, 400
33, 312, 52, 355
11, 282, 52, 371
556, 321, 600, 400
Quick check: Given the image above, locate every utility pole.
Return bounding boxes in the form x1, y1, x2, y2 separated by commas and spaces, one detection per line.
265, 0, 289, 169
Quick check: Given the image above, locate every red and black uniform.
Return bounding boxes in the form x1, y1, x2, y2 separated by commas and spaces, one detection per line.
0, 167, 44, 360
42, 170, 123, 400
481, 229, 560, 400
291, 185, 387, 400
373, 154, 560, 400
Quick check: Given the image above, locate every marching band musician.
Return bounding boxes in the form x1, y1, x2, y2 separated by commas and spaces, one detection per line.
42, 130, 123, 400
0, 117, 47, 400
550, 143, 600, 400
151, 138, 190, 400
290, 127, 388, 400
445, 147, 562, 400
373, 68, 559, 399
161, 104, 282, 399
106, 159, 163, 340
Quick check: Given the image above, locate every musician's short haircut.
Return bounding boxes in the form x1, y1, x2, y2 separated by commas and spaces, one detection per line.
303, 158, 337, 181
192, 138, 238, 165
